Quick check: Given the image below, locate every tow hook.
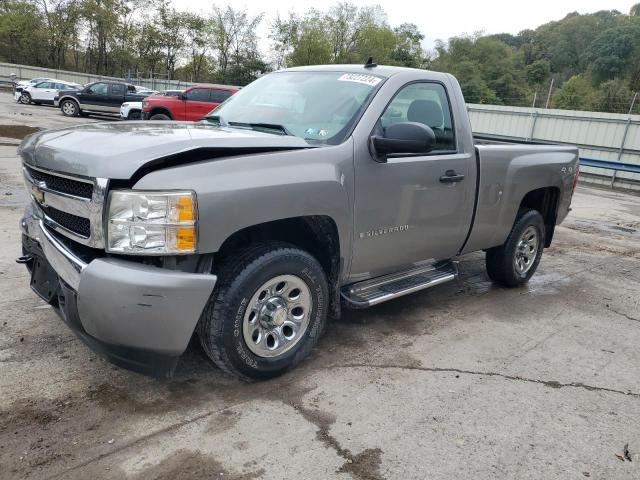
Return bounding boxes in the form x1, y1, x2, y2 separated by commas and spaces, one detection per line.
15, 254, 33, 264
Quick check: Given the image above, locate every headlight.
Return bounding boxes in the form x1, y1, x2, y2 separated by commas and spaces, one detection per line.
106, 190, 197, 255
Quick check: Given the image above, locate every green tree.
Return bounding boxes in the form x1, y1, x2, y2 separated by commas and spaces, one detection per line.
587, 24, 640, 83
526, 59, 550, 86
552, 75, 596, 110
594, 79, 634, 113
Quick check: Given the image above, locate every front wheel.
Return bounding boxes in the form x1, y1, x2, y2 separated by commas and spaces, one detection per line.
198, 244, 328, 381
127, 110, 142, 120
486, 209, 545, 287
149, 113, 170, 120
19, 92, 31, 104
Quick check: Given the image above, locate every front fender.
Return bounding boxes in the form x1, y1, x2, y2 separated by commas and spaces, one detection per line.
133, 139, 354, 260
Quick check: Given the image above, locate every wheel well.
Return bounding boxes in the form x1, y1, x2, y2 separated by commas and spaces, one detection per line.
60, 97, 79, 106
149, 107, 172, 119
519, 187, 560, 247
216, 216, 342, 318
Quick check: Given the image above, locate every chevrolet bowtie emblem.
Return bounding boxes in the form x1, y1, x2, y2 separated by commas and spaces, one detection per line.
31, 185, 45, 203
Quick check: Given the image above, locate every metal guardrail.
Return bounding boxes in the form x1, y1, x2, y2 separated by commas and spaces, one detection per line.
579, 157, 640, 174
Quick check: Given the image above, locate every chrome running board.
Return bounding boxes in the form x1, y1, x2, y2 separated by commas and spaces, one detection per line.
341, 261, 457, 308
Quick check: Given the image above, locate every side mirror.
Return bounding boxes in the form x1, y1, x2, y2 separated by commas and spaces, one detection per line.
372, 122, 435, 159
180, 92, 187, 100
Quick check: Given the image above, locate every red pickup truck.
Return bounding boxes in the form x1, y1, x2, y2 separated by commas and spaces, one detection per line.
142, 84, 239, 121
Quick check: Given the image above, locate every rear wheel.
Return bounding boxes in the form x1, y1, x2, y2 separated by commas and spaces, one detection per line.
198, 243, 328, 381
150, 113, 170, 120
486, 209, 545, 287
60, 99, 79, 117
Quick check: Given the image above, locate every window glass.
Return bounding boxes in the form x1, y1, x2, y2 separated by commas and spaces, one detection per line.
209, 89, 232, 103
88, 83, 109, 95
35, 82, 52, 89
380, 82, 456, 152
110, 83, 126, 95
127, 85, 137, 93
186, 88, 210, 102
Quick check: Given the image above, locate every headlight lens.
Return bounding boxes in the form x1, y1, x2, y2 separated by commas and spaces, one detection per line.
106, 190, 197, 255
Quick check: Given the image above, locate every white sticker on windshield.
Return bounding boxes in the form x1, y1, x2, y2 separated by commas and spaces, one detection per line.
338, 73, 382, 87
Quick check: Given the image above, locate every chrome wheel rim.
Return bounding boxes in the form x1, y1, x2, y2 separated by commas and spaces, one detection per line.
242, 274, 312, 358
62, 102, 75, 115
514, 225, 539, 275
20, 94, 30, 104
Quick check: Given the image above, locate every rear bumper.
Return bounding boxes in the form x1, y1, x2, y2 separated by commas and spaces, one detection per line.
20, 203, 217, 377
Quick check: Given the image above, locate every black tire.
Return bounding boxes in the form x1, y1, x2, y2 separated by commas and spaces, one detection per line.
19, 92, 31, 104
127, 110, 142, 120
150, 113, 170, 120
198, 243, 328, 381
60, 99, 79, 117
486, 209, 545, 287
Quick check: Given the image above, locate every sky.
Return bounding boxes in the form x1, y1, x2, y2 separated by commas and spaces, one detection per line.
173, 0, 637, 53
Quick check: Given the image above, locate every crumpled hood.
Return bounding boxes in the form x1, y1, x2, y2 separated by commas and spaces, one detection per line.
20, 121, 312, 180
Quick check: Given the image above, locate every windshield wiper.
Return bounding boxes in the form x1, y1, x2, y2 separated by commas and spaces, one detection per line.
227, 121, 292, 136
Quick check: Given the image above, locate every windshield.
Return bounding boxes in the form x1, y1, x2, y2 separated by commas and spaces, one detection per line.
207, 71, 384, 144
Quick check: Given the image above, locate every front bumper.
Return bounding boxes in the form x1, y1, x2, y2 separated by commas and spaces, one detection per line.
20, 204, 217, 377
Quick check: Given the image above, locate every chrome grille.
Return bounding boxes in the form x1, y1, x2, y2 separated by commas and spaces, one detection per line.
40, 205, 91, 238
23, 164, 107, 248
25, 165, 93, 199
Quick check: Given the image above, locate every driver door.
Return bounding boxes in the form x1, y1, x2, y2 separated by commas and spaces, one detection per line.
350, 82, 475, 278
80, 82, 110, 111
185, 88, 213, 121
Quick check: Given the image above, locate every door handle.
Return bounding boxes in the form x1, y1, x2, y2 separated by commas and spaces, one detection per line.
439, 170, 465, 183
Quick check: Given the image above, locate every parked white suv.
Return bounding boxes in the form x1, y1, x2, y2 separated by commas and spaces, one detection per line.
17, 80, 82, 105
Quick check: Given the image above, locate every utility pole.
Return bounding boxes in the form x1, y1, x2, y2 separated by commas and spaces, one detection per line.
545, 78, 554, 109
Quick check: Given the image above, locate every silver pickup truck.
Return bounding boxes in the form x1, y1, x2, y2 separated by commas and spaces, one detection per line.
18, 64, 579, 380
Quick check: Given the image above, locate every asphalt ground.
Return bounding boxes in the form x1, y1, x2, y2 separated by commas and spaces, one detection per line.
0, 91, 639, 479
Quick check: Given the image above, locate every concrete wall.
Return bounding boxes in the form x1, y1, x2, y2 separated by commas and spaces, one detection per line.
468, 104, 640, 191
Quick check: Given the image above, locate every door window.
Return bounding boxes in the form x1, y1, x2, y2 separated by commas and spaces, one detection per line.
110, 83, 126, 95
35, 82, 52, 89
379, 83, 456, 152
88, 83, 109, 95
209, 89, 232, 103
186, 88, 210, 102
